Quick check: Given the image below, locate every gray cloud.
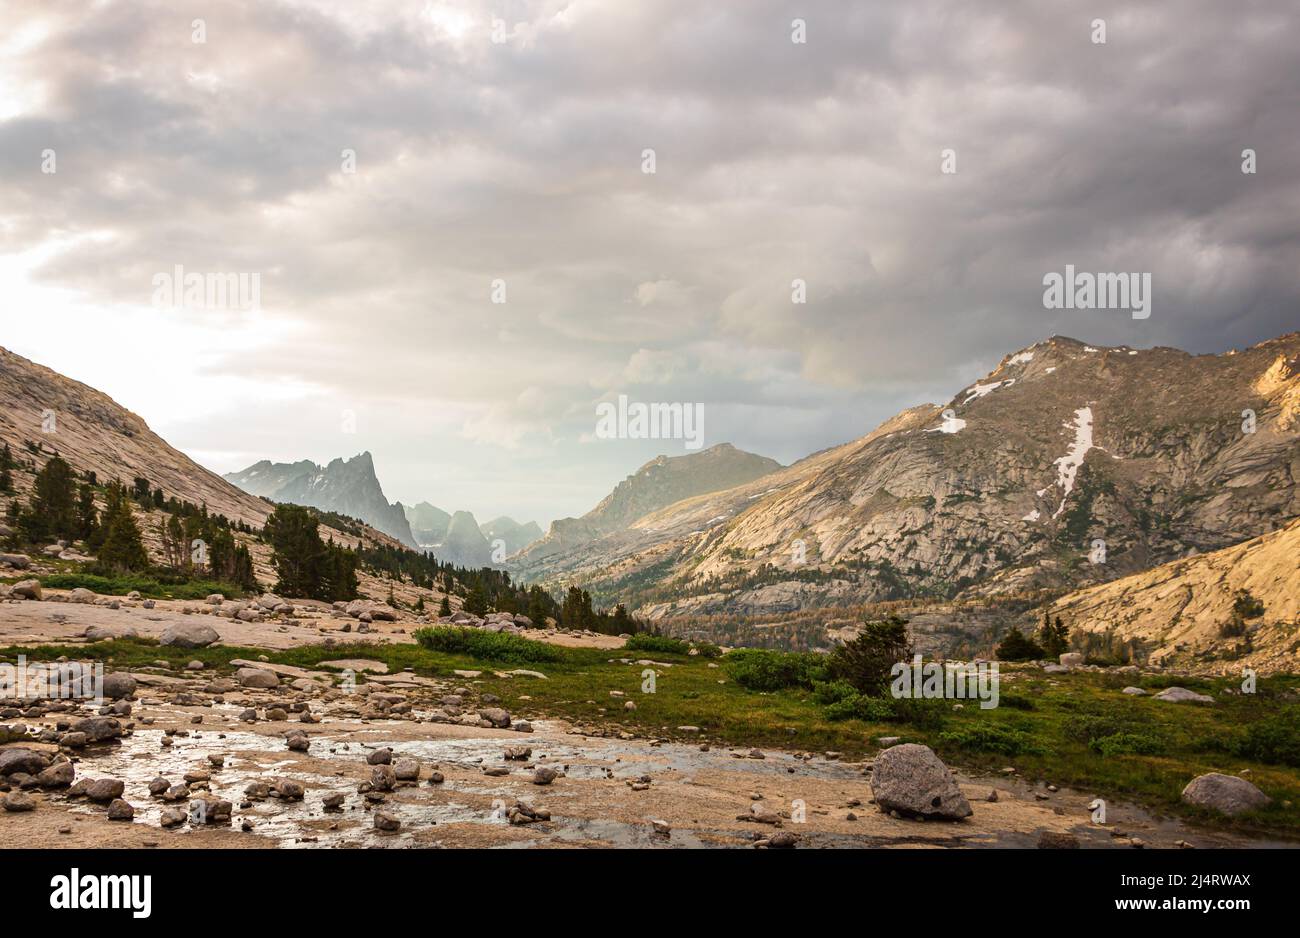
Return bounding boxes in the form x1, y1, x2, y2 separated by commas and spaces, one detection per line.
2, 0, 1297, 524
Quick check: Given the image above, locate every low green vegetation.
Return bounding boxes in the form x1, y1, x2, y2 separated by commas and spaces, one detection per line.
412, 626, 564, 663
3, 633, 1298, 837
15, 571, 250, 600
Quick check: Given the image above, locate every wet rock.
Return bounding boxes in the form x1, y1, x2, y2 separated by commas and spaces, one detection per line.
367, 748, 393, 765
370, 765, 397, 792
1038, 831, 1080, 849
160, 808, 187, 828
870, 743, 972, 820
532, 766, 558, 785
272, 779, 305, 801
322, 793, 345, 811
70, 715, 123, 743
189, 798, 233, 823
393, 759, 421, 782
106, 798, 135, 821
58, 731, 87, 749
160, 622, 221, 648
85, 779, 126, 802
1181, 773, 1272, 816
507, 801, 550, 824
373, 810, 401, 831
503, 746, 532, 761
478, 707, 511, 729
148, 777, 170, 797
764, 831, 798, 849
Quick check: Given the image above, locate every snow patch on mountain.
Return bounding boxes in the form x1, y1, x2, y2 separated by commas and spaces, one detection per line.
1051, 406, 1095, 518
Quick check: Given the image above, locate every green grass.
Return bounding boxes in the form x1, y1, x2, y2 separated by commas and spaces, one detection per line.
412, 626, 565, 663
3, 571, 248, 601
3, 636, 1298, 838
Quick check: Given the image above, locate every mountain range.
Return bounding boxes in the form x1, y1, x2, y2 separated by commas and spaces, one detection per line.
0, 348, 403, 558
512, 334, 1300, 666
6, 331, 1297, 671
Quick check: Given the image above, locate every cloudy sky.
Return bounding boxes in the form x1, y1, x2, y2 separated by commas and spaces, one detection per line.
2, 0, 1297, 526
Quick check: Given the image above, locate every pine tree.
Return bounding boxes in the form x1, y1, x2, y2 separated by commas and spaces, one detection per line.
1038, 610, 1069, 658
77, 483, 98, 541
264, 504, 327, 598
996, 626, 1045, 662
438, 594, 452, 617
0, 442, 12, 493
20, 454, 79, 543
464, 581, 488, 616
95, 483, 149, 574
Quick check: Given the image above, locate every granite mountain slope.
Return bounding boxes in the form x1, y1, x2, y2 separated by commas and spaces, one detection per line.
516, 334, 1300, 624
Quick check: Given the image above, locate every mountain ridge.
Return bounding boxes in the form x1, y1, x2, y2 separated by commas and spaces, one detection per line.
224, 452, 417, 548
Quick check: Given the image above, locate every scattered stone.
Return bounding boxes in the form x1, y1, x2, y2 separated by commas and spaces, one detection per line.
106, 798, 135, 821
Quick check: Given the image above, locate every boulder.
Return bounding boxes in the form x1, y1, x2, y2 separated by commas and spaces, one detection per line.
2, 792, 36, 812
106, 798, 135, 821
236, 668, 279, 689
870, 743, 972, 820
0, 748, 51, 776
160, 622, 220, 648
1154, 687, 1214, 704
70, 588, 98, 604
1058, 652, 1085, 668
102, 672, 137, 700
1181, 773, 1271, 816
0, 553, 31, 569
10, 579, 42, 600
37, 762, 75, 788
70, 716, 123, 742
479, 707, 512, 729
85, 779, 126, 802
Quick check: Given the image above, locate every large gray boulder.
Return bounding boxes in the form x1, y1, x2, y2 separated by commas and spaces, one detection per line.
1181, 773, 1271, 816
160, 622, 220, 648
870, 743, 972, 820
102, 672, 137, 700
